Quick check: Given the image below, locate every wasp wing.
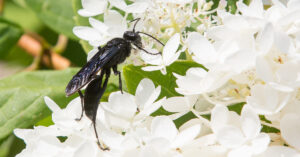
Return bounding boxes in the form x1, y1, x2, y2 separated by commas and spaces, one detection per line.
65, 46, 120, 96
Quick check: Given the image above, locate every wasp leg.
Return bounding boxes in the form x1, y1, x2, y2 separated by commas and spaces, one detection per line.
84, 71, 105, 120
75, 90, 84, 121
113, 66, 123, 94
94, 70, 110, 150
84, 70, 110, 150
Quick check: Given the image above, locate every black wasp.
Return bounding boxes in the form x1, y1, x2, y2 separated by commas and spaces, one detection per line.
65, 18, 164, 150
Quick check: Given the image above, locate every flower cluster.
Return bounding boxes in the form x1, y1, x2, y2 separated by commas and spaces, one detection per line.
15, 0, 300, 156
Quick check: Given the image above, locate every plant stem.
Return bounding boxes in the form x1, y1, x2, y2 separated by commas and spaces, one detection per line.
52, 35, 68, 54
0, 0, 4, 15
18, 33, 71, 70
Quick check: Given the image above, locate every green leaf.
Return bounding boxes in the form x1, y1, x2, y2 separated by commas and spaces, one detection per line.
174, 112, 196, 128
123, 61, 205, 117
261, 125, 280, 133
228, 102, 245, 115
0, 18, 22, 58
123, 60, 205, 98
226, 0, 247, 14
72, 0, 93, 53
0, 68, 80, 142
3, 1, 43, 32
0, 135, 13, 157
0, 134, 25, 157
24, 0, 77, 40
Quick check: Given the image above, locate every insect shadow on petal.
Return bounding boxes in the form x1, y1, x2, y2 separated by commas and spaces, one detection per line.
65, 18, 164, 150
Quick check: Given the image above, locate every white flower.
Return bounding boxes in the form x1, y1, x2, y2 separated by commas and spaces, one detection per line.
162, 95, 198, 119
101, 78, 164, 132
255, 146, 300, 157
246, 84, 291, 115
14, 97, 104, 157
73, 10, 126, 47
141, 33, 183, 75
109, 0, 149, 13
256, 56, 300, 92
14, 126, 64, 157
205, 36, 258, 76
155, 0, 193, 4
139, 116, 201, 156
237, 0, 264, 19
186, 32, 243, 70
78, 0, 108, 17
280, 114, 300, 151
211, 105, 270, 156
44, 97, 91, 131
207, 14, 259, 52
174, 67, 233, 95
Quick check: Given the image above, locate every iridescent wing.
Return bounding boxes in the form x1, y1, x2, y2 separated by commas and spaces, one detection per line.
65, 46, 120, 96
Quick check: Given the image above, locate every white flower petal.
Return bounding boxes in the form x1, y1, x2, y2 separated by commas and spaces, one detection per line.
268, 82, 294, 92
142, 65, 164, 72
126, 1, 149, 13
135, 78, 160, 109
151, 116, 178, 141
163, 96, 190, 113
256, 146, 300, 157
211, 105, 229, 132
81, 0, 107, 16
250, 133, 270, 154
288, 0, 300, 11
256, 56, 274, 83
216, 125, 246, 148
228, 146, 252, 157
140, 50, 163, 65
104, 10, 126, 38
247, 84, 290, 115
109, 0, 127, 11
256, 23, 274, 54
44, 96, 61, 113
237, 0, 263, 18
103, 92, 137, 119
280, 114, 300, 150
171, 124, 201, 148
89, 18, 108, 34
78, 9, 100, 17
274, 30, 292, 53
163, 33, 180, 64
241, 105, 261, 139
187, 32, 217, 65
73, 26, 102, 41
156, 0, 193, 4
179, 118, 211, 137
101, 130, 124, 149
74, 141, 97, 157
136, 97, 165, 120
165, 50, 181, 66
174, 68, 220, 95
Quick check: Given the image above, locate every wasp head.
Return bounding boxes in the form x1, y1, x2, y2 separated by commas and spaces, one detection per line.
123, 31, 142, 48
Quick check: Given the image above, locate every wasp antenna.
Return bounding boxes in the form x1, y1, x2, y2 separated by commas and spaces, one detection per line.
129, 18, 141, 33
138, 32, 165, 46
134, 44, 162, 55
